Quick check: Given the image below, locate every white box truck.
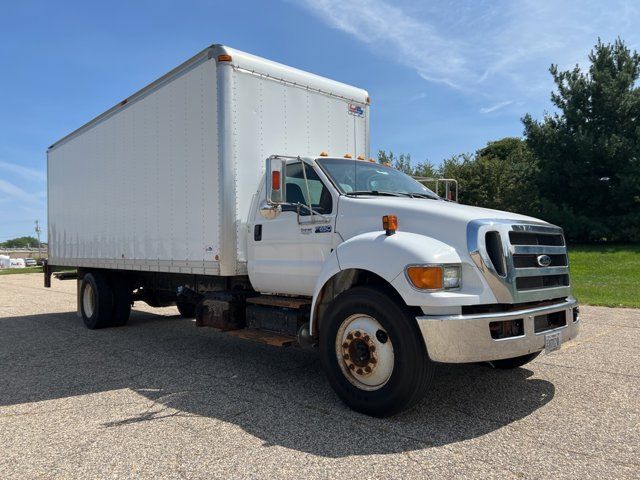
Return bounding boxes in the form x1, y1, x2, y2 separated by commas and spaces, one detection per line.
46, 45, 579, 416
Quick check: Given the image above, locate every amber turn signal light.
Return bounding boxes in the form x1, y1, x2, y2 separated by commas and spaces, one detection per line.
382, 215, 397, 236
217, 54, 233, 62
272, 170, 281, 190
406, 266, 443, 290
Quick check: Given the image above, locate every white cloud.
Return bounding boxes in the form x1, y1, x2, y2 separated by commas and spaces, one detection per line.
297, 0, 472, 89
296, 0, 640, 102
0, 161, 46, 183
480, 100, 513, 114
0, 179, 42, 204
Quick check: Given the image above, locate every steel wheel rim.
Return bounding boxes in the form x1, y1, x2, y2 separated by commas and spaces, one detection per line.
335, 314, 394, 391
83, 283, 95, 318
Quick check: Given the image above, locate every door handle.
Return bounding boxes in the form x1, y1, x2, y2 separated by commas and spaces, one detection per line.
254, 224, 262, 241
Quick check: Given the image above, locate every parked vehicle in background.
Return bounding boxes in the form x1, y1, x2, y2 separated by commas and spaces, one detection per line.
45, 44, 580, 417
11, 258, 25, 268
0, 255, 10, 269
24, 258, 37, 267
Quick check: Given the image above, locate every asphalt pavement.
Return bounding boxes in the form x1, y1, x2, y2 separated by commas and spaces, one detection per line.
0, 274, 638, 479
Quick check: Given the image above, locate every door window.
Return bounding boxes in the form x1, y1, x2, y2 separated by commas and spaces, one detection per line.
284, 162, 333, 215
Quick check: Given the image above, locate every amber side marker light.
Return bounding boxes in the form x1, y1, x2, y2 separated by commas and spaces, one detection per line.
217, 54, 233, 62
406, 266, 443, 290
382, 215, 397, 236
272, 170, 281, 190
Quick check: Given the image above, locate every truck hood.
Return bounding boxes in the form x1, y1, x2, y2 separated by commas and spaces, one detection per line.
335, 196, 546, 260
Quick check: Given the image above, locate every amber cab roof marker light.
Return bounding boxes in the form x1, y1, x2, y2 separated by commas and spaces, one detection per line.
217, 54, 233, 62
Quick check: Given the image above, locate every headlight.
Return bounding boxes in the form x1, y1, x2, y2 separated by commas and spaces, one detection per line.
405, 264, 461, 290
443, 265, 461, 289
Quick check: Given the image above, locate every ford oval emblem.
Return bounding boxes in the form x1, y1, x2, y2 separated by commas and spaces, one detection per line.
537, 254, 552, 267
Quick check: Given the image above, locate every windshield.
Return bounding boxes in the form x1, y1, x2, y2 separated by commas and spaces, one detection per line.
317, 158, 439, 198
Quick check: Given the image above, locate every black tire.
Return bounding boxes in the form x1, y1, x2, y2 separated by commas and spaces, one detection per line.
80, 272, 114, 329
490, 351, 541, 369
176, 300, 196, 318
319, 286, 435, 417
111, 278, 132, 327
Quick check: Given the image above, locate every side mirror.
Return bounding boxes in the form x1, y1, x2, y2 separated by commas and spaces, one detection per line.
266, 157, 287, 204
260, 157, 287, 219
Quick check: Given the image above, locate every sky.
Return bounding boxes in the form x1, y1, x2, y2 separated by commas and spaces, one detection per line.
1, 0, 639, 241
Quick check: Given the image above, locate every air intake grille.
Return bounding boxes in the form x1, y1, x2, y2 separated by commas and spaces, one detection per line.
468, 221, 572, 303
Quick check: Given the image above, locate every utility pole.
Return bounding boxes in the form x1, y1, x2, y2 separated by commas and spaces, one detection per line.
35, 220, 42, 260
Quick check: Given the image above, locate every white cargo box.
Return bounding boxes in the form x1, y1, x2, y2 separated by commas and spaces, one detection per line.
48, 45, 369, 276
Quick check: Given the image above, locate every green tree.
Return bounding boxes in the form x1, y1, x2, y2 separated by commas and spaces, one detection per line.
523, 39, 640, 242
0, 236, 40, 248
438, 138, 539, 214
377, 150, 414, 175
378, 150, 438, 178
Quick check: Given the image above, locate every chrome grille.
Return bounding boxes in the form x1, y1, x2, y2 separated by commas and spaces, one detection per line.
467, 220, 572, 303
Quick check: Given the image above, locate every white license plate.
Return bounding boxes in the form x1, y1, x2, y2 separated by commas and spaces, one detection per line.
545, 331, 561, 353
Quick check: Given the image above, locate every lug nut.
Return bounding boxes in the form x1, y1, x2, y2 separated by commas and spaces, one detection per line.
370, 358, 377, 364
347, 333, 353, 340
356, 368, 363, 375
349, 364, 355, 370
343, 354, 349, 360
354, 331, 361, 338
342, 342, 349, 348
365, 366, 372, 373
364, 335, 370, 342
369, 345, 376, 352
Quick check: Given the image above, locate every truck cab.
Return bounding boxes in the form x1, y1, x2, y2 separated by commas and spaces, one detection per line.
246, 154, 579, 415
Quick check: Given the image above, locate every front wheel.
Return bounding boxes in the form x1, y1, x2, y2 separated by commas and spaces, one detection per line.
320, 286, 435, 417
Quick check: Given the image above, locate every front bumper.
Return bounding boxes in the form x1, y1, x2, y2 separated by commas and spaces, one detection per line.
416, 297, 579, 363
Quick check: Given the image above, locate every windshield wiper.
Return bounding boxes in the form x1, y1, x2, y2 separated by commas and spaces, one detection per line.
345, 190, 405, 197
407, 192, 439, 200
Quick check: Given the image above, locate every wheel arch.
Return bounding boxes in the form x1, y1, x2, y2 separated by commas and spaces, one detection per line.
310, 267, 421, 338
310, 230, 459, 337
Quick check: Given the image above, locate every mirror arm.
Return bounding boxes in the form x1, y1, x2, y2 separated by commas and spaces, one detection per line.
300, 162, 315, 221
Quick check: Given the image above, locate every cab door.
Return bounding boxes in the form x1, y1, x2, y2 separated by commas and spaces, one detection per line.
247, 161, 336, 296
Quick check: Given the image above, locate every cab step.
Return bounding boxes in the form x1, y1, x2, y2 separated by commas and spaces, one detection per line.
225, 328, 296, 347
246, 295, 311, 309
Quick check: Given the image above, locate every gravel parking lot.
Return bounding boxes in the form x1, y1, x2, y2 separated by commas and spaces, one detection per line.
0, 273, 638, 479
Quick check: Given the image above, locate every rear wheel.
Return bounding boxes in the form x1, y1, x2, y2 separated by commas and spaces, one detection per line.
320, 286, 435, 417
490, 351, 540, 369
80, 272, 114, 329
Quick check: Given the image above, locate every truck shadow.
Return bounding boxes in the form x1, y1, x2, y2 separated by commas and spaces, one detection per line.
0, 309, 555, 457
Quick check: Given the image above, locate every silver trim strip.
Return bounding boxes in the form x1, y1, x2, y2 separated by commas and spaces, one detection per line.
512, 245, 566, 255
514, 266, 568, 278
